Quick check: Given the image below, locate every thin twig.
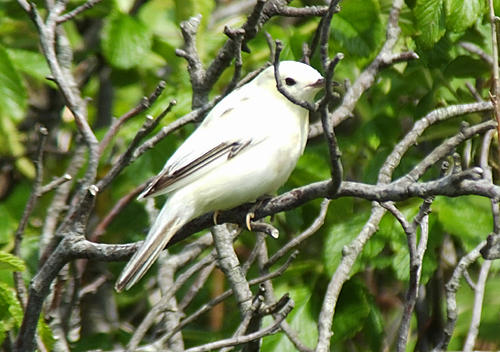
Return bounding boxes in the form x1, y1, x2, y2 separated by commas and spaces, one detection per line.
220, 287, 265, 352
39, 174, 72, 195
156, 251, 299, 345
13, 126, 48, 309
264, 199, 330, 269
127, 251, 218, 351
463, 260, 491, 352
183, 299, 294, 352
459, 42, 495, 66
89, 181, 149, 241
98, 81, 167, 155
433, 240, 487, 351
96, 100, 177, 191
487, 0, 500, 178
56, 0, 104, 23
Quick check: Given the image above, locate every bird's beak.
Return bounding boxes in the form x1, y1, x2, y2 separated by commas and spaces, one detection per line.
310, 78, 325, 89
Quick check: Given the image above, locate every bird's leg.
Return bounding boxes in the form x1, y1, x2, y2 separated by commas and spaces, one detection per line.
245, 195, 273, 231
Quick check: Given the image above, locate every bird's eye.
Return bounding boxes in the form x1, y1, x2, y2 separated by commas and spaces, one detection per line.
285, 77, 297, 86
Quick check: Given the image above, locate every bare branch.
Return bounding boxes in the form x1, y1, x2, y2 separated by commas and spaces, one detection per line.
264, 199, 330, 270
39, 174, 72, 195
212, 225, 253, 314
98, 81, 167, 155
183, 298, 294, 352
378, 102, 493, 185
316, 205, 385, 352
459, 42, 495, 66
56, 0, 104, 24
156, 251, 299, 345
96, 100, 177, 191
13, 126, 48, 310
463, 260, 491, 352
127, 243, 216, 350
433, 241, 486, 351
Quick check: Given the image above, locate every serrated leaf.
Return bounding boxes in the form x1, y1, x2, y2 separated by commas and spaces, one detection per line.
101, 13, 152, 69
0, 251, 26, 272
331, 0, 384, 57
0, 44, 27, 122
445, 0, 484, 33
0, 282, 23, 333
413, 0, 446, 48
433, 196, 492, 252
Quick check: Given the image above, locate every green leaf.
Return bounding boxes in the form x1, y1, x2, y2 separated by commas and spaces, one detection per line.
413, 0, 446, 48
364, 307, 385, 351
331, 278, 371, 343
6, 49, 51, 82
433, 196, 492, 252
444, 55, 490, 78
495, 0, 500, 17
101, 13, 152, 70
0, 282, 24, 346
0, 251, 26, 272
331, 0, 384, 57
391, 241, 410, 281
174, 0, 214, 26
0, 115, 35, 178
324, 212, 370, 277
0, 204, 17, 245
291, 143, 331, 186
138, 2, 182, 47
261, 281, 319, 350
0, 44, 27, 122
38, 318, 56, 352
445, 0, 484, 33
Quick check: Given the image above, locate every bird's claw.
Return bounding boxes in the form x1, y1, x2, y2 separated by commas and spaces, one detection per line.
246, 212, 254, 231
213, 210, 220, 225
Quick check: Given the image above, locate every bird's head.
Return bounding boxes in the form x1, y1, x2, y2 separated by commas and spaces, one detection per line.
256, 61, 325, 103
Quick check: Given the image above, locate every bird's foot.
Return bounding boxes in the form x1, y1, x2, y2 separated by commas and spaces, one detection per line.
213, 210, 221, 225
245, 195, 273, 231
245, 212, 254, 231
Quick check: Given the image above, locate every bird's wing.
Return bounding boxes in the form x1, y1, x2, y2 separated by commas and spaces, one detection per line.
139, 83, 271, 199
139, 139, 254, 198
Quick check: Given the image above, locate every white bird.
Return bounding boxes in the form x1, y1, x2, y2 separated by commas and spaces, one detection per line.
115, 61, 324, 292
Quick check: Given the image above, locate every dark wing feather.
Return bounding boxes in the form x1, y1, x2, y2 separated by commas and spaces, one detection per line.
140, 140, 251, 198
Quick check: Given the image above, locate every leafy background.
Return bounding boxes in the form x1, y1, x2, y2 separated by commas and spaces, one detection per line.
0, 0, 499, 350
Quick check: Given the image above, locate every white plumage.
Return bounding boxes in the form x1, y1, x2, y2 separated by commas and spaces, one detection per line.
115, 61, 324, 292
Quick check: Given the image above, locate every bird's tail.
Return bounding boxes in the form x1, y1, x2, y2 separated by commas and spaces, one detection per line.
115, 203, 185, 292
